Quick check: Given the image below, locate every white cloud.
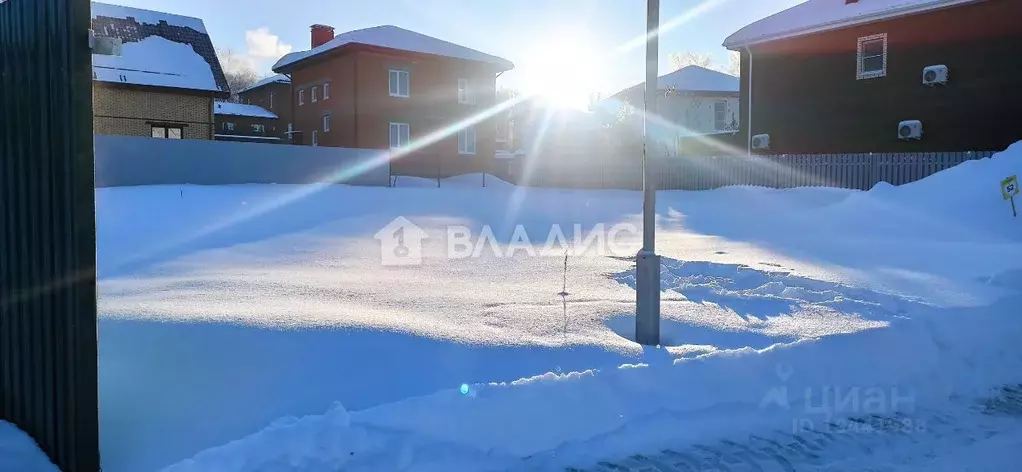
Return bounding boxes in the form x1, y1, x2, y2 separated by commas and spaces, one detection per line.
245, 27, 292, 59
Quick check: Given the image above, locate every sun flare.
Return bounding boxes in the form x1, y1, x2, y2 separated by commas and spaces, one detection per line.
520, 38, 604, 110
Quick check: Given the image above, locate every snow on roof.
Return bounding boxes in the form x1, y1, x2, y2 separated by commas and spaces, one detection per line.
91, 2, 207, 33
92, 36, 220, 92
214, 102, 279, 119
91, 2, 228, 93
724, 0, 980, 48
273, 25, 514, 73
656, 65, 740, 93
239, 74, 291, 94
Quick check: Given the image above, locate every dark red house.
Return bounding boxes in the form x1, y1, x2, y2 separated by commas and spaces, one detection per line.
237, 74, 294, 143
724, 0, 1022, 155
271, 24, 514, 177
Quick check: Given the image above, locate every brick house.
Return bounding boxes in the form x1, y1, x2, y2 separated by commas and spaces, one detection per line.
91, 2, 229, 140
725, 0, 1022, 154
213, 102, 281, 143
272, 24, 514, 177
238, 74, 294, 143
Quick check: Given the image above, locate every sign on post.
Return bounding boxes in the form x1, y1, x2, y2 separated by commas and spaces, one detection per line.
1002, 175, 1019, 217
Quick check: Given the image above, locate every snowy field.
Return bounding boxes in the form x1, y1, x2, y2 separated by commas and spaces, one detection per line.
4, 146, 1022, 471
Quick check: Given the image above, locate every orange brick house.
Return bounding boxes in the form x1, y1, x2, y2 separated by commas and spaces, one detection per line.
272, 24, 514, 177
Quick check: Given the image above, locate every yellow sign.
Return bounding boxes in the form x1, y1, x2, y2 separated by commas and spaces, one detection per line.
1003, 175, 1020, 200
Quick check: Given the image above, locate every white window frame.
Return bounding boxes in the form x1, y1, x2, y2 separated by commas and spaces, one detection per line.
323, 82, 330, 100
299, 89, 305, 106
458, 126, 476, 155
389, 69, 410, 98
224, 122, 236, 132
713, 100, 728, 131
312, 86, 318, 103
151, 125, 183, 139
856, 33, 888, 80
457, 78, 473, 104
252, 124, 266, 133
323, 113, 331, 132
312, 130, 318, 147
389, 122, 410, 149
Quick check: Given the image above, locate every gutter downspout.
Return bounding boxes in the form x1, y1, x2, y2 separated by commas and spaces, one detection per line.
285, 72, 294, 144
745, 46, 753, 156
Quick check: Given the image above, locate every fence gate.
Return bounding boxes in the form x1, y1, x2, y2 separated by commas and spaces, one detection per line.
0, 0, 101, 471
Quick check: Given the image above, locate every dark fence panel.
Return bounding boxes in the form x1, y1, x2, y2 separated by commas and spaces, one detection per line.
0, 0, 101, 471
508, 151, 997, 191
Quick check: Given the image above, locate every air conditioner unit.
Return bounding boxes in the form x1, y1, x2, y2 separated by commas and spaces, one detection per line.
922, 65, 948, 86
898, 120, 923, 140
751, 134, 770, 150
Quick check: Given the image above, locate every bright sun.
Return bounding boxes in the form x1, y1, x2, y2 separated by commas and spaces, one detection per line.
521, 39, 604, 110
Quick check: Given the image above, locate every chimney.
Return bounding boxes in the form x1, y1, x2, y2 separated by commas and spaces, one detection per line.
311, 24, 335, 49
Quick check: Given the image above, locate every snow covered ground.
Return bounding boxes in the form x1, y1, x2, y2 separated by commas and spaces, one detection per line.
86, 145, 1022, 471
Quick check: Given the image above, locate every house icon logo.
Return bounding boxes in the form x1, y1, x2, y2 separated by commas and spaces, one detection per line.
374, 216, 428, 266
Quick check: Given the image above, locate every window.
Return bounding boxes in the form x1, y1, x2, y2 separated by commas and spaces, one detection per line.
252, 124, 266, 133
713, 100, 728, 131
312, 86, 318, 103
323, 113, 331, 132
857, 33, 887, 79
312, 130, 318, 147
458, 126, 476, 155
457, 78, 473, 104
223, 122, 236, 132
151, 125, 183, 139
323, 82, 330, 99
269, 92, 274, 109
299, 89, 305, 106
389, 122, 410, 149
389, 69, 409, 98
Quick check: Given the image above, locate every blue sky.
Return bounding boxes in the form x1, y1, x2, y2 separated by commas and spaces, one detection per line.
105, 0, 802, 98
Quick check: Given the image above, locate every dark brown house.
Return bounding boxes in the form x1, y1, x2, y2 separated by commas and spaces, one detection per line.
271, 24, 514, 176
213, 102, 281, 143
237, 74, 294, 142
724, 0, 1022, 155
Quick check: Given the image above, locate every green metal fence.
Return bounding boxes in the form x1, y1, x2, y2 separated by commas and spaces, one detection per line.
0, 0, 101, 470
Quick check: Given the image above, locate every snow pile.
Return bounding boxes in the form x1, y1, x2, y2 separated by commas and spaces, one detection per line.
163, 293, 1022, 471
274, 25, 513, 72
823, 143, 1021, 241
214, 102, 278, 119
0, 421, 58, 472
724, 0, 978, 47
93, 36, 219, 92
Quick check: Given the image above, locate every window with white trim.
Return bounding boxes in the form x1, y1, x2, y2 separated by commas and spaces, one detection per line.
323, 113, 331, 132
151, 125, 183, 139
299, 89, 305, 106
389, 69, 409, 98
458, 126, 476, 155
323, 82, 330, 99
857, 33, 887, 80
252, 124, 266, 133
312, 130, 318, 147
457, 78, 473, 104
223, 122, 236, 132
713, 100, 728, 131
389, 122, 410, 149
312, 86, 318, 103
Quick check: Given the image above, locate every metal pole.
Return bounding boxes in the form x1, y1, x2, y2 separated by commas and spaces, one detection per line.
635, 0, 661, 346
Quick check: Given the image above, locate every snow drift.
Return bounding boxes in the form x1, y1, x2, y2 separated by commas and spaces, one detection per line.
0, 421, 58, 472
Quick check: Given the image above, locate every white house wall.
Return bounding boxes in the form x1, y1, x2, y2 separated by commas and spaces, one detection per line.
658, 93, 740, 136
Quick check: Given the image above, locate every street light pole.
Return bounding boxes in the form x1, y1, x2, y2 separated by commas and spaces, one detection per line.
635, 0, 661, 346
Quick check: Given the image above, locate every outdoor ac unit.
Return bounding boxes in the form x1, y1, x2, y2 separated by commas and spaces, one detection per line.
898, 120, 923, 140
752, 134, 771, 150
922, 65, 949, 86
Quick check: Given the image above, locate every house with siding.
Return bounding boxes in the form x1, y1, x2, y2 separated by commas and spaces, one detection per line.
271, 24, 514, 176
238, 74, 294, 143
90, 2, 229, 140
608, 65, 741, 138
724, 0, 1022, 155
213, 102, 281, 143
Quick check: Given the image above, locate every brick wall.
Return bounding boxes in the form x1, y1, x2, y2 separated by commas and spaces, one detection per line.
93, 84, 213, 140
